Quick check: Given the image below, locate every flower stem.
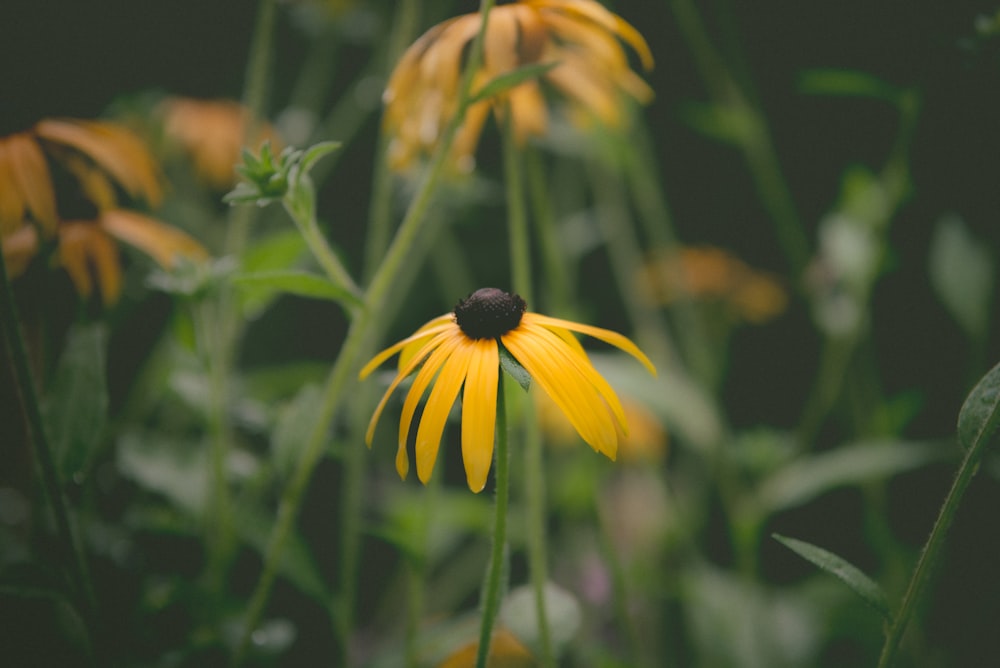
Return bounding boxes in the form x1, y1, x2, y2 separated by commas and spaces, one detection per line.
502, 118, 555, 666
877, 441, 983, 667
233, 2, 497, 663
476, 374, 510, 668
0, 249, 97, 646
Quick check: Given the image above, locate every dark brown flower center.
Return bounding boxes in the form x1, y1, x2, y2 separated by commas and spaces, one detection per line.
454, 288, 526, 339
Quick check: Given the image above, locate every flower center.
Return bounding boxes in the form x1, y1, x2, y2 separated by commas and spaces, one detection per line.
454, 288, 526, 339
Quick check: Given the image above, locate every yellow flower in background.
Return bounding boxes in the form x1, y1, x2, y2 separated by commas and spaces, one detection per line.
0, 118, 162, 238
383, 0, 654, 171
158, 97, 281, 190
0, 118, 206, 304
639, 246, 788, 324
360, 287, 656, 493
57, 210, 208, 304
437, 627, 535, 668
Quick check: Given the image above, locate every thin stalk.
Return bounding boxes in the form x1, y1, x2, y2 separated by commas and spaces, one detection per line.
502, 125, 554, 666
877, 443, 983, 667
233, 2, 497, 662
0, 250, 97, 647
524, 148, 572, 312
475, 375, 510, 668
282, 196, 361, 297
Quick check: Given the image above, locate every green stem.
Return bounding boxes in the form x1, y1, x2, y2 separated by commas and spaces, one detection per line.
0, 249, 97, 647
502, 121, 555, 666
475, 375, 510, 668
877, 443, 983, 667
524, 148, 572, 311
283, 196, 361, 298
233, 2, 497, 663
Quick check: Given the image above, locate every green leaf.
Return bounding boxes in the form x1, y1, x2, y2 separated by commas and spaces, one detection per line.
499, 344, 531, 392
297, 141, 341, 178
773, 534, 891, 621
42, 323, 108, 479
242, 229, 309, 274
798, 68, 904, 105
929, 214, 994, 341
117, 432, 208, 515
958, 360, 1000, 453
467, 61, 559, 106
677, 101, 759, 145
232, 270, 363, 311
757, 440, 947, 513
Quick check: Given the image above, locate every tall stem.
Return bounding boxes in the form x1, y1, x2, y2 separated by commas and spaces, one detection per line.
475, 375, 510, 668
233, 2, 497, 663
0, 249, 96, 645
502, 123, 555, 666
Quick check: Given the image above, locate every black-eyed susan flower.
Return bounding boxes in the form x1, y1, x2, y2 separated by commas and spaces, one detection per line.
158, 97, 281, 190
0, 118, 206, 304
382, 0, 654, 171
360, 287, 656, 493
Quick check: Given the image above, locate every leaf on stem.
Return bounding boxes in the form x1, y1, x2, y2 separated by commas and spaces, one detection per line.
499, 344, 531, 392
468, 62, 559, 107
232, 270, 364, 311
773, 533, 892, 622
958, 360, 1000, 453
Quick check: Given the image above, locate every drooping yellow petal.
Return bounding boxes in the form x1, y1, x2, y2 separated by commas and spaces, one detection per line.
99, 209, 208, 268
35, 119, 163, 207
361, 314, 454, 379
365, 329, 453, 445
6, 133, 57, 235
1, 225, 39, 277
399, 330, 466, 454
461, 338, 499, 492
415, 338, 474, 484
530, 0, 654, 70
0, 140, 27, 233
519, 320, 629, 434
524, 312, 656, 375
503, 326, 618, 458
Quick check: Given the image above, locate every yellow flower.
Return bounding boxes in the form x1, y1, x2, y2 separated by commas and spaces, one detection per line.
639, 246, 788, 324
0, 118, 206, 304
360, 288, 656, 493
437, 627, 535, 668
158, 97, 281, 190
383, 0, 654, 171
57, 210, 209, 305
0, 118, 162, 239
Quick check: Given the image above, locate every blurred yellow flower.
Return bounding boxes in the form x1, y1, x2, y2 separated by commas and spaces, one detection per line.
383, 0, 654, 171
158, 97, 281, 190
0, 118, 206, 304
361, 288, 656, 492
0, 118, 162, 239
639, 246, 788, 324
437, 627, 536, 668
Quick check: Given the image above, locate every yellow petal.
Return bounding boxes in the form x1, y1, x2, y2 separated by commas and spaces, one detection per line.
0, 140, 27, 234
35, 119, 163, 207
531, 0, 654, 70
365, 329, 453, 445
6, 133, 57, 235
99, 209, 207, 268
520, 320, 629, 434
399, 331, 465, 453
1, 225, 39, 277
503, 326, 618, 458
360, 314, 454, 379
58, 223, 97, 299
524, 312, 656, 375
415, 338, 474, 484
461, 339, 498, 492
398, 314, 457, 369
437, 628, 535, 668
